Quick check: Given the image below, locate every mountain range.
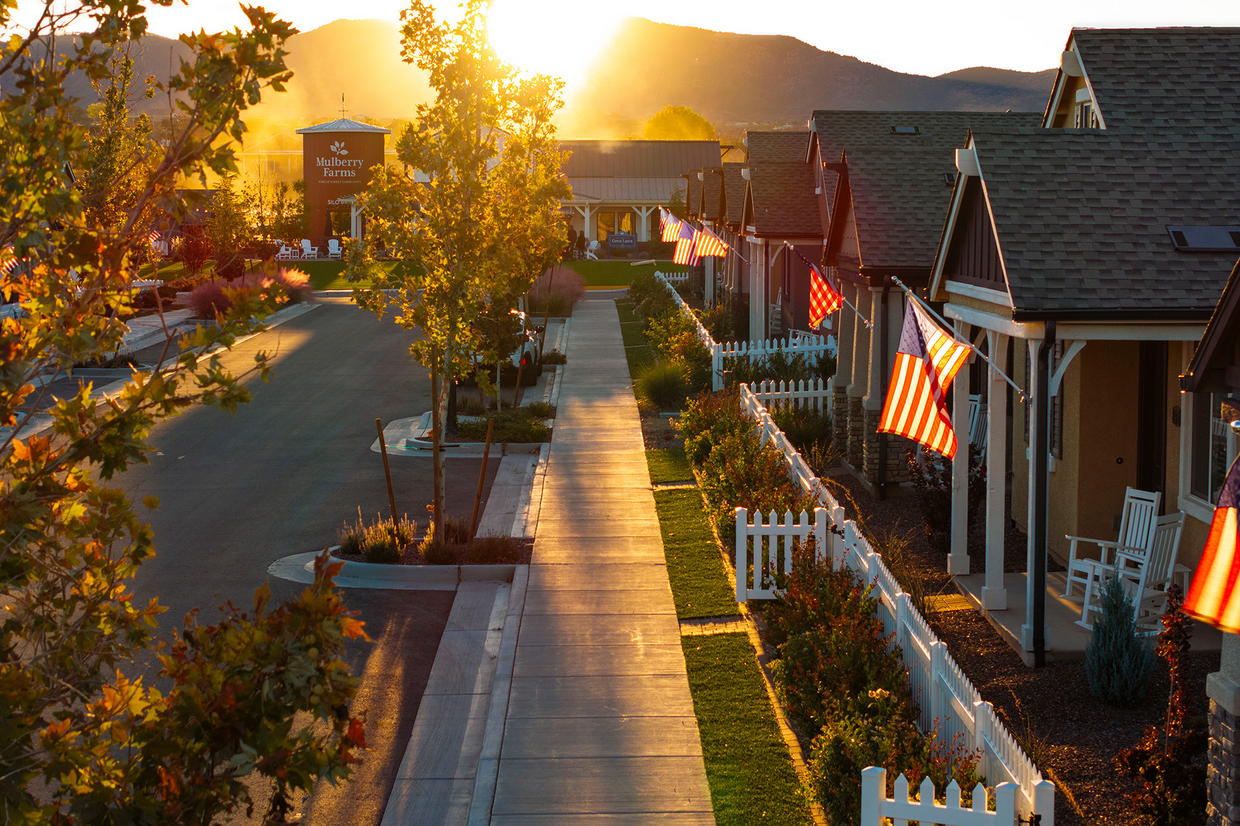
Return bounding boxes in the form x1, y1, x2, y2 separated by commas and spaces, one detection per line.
8, 17, 1056, 137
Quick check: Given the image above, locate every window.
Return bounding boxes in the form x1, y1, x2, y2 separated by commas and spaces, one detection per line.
1074, 102, 1097, 128
1189, 392, 1239, 504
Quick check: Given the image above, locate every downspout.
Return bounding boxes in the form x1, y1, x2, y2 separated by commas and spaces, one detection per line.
877, 278, 891, 500
1032, 320, 1055, 668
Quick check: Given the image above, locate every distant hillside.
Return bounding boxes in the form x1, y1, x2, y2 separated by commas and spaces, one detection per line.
562, 18, 1055, 134
9, 17, 1055, 139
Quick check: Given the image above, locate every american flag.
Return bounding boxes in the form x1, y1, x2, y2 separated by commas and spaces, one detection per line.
693, 225, 728, 258
0, 246, 18, 276
660, 208, 681, 243
1186, 457, 1240, 632
808, 264, 842, 328
674, 220, 699, 266
877, 300, 972, 458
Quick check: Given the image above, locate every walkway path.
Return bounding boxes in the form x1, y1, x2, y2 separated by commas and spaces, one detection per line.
487, 299, 715, 824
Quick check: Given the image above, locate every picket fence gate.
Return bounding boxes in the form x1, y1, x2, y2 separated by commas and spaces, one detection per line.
734, 507, 827, 602
861, 768, 1018, 826
734, 383, 1055, 824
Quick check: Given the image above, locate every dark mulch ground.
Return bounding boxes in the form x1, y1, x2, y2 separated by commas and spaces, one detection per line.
334, 537, 534, 566
827, 469, 1214, 826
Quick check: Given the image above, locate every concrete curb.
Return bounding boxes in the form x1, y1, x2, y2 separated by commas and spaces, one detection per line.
466, 564, 528, 825
266, 550, 516, 590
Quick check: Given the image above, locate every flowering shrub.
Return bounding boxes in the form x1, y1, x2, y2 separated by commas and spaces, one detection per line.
187, 268, 312, 318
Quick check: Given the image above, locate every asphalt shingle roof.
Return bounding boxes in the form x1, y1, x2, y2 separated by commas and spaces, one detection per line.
747, 162, 821, 237
685, 173, 702, 217
559, 140, 720, 177
721, 162, 746, 226
1070, 27, 1240, 133
965, 126, 1240, 317
746, 131, 810, 164
811, 112, 1039, 268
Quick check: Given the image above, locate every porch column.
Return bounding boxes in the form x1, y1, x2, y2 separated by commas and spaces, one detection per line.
847, 287, 872, 470
705, 255, 715, 304
983, 331, 1009, 610
949, 319, 970, 575
833, 280, 856, 449
1022, 330, 1052, 657
635, 206, 655, 242
573, 205, 595, 241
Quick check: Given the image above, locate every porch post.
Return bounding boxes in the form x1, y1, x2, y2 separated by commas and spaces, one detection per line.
705, 255, 716, 304
862, 286, 886, 487
983, 331, 1009, 610
1022, 325, 1054, 661
949, 320, 970, 575
847, 287, 872, 471
833, 280, 856, 449
636, 206, 654, 242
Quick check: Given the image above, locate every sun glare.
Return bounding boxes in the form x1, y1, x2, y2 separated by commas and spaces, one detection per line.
487, 0, 621, 91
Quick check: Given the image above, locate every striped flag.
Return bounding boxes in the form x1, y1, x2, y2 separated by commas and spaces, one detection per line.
660, 208, 681, 243
674, 220, 699, 266
0, 246, 19, 276
808, 264, 842, 328
878, 300, 972, 458
1185, 457, 1240, 632
694, 226, 728, 258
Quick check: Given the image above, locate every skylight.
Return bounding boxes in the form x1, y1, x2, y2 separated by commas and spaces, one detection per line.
1167, 226, 1240, 252
890, 126, 921, 135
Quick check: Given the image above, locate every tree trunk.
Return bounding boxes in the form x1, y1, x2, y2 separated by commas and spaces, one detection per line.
430, 358, 445, 541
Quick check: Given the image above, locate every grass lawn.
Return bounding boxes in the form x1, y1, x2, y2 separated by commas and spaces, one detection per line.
653, 486, 737, 619
620, 320, 647, 347
567, 259, 688, 289
616, 299, 639, 324
646, 446, 693, 484
295, 260, 421, 290
682, 633, 814, 826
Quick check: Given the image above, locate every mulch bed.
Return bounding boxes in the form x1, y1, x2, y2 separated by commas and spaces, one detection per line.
827, 469, 1214, 826
334, 537, 534, 566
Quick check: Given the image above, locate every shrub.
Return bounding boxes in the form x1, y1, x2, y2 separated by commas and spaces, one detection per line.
906, 447, 986, 556
1115, 586, 1208, 825
771, 403, 832, 463
187, 279, 231, 318
131, 285, 178, 310
722, 351, 831, 387
634, 360, 687, 411
677, 389, 749, 465
418, 514, 471, 564
528, 268, 584, 317
456, 407, 551, 442
420, 540, 458, 565
526, 401, 556, 418
465, 536, 523, 564
268, 267, 313, 305
1084, 572, 1156, 706
214, 253, 246, 281
180, 229, 212, 276
699, 429, 812, 544
187, 269, 310, 318
542, 350, 566, 365
336, 509, 416, 564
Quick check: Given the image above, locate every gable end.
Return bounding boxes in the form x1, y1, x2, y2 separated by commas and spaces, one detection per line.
942, 178, 1006, 293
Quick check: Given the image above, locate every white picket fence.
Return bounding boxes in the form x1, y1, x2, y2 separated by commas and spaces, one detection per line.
652, 271, 833, 390
861, 768, 1018, 826
734, 382, 1054, 824
661, 269, 690, 287
734, 507, 827, 601
746, 378, 832, 416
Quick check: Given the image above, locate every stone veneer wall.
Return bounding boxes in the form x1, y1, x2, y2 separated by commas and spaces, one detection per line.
832, 387, 850, 449
847, 398, 865, 468
1209, 699, 1240, 826
862, 423, 913, 487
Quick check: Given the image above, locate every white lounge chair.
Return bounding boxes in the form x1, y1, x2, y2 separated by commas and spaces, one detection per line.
275, 243, 297, 261
300, 239, 319, 260
1062, 487, 1161, 599
327, 238, 342, 260
1077, 511, 1185, 631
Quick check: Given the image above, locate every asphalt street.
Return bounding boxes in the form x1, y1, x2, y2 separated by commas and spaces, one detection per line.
112, 298, 495, 824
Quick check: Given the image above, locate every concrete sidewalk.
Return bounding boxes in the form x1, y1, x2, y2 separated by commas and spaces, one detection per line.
483, 299, 714, 824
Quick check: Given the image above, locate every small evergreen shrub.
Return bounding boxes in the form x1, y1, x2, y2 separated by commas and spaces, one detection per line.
634, 360, 687, 411
542, 350, 567, 365
131, 285, 178, 310
525, 401, 556, 419
465, 536, 523, 564
1084, 572, 1156, 706
420, 540, 458, 565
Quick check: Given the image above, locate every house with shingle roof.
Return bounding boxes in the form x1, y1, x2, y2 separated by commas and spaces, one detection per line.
560, 140, 720, 251
740, 131, 822, 340
811, 111, 1037, 493
927, 28, 1240, 661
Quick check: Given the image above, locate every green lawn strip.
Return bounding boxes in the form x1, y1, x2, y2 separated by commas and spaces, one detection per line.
298, 260, 424, 290
653, 488, 737, 619
568, 259, 689, 288
646, 446, 693, 483
626, 343, 655, 378
683, 633, 814, 826
620, 320, 647, 347
615, 298, 639, 324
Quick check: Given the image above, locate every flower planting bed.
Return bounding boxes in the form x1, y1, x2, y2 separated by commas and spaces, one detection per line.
826, 469, 1215, 826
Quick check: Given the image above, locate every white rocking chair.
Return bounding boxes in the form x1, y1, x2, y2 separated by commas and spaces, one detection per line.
1077, 511, 1185, 631
300, 239, 319, 260
1062, 487, 1161, 599
327, 238, 342, 260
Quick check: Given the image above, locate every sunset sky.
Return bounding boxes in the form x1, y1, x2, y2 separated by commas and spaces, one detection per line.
14, 0, 1240, 78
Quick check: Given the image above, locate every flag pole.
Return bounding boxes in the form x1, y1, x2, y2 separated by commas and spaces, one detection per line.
889, 275, 1027, 403
781, 241, 872, 330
